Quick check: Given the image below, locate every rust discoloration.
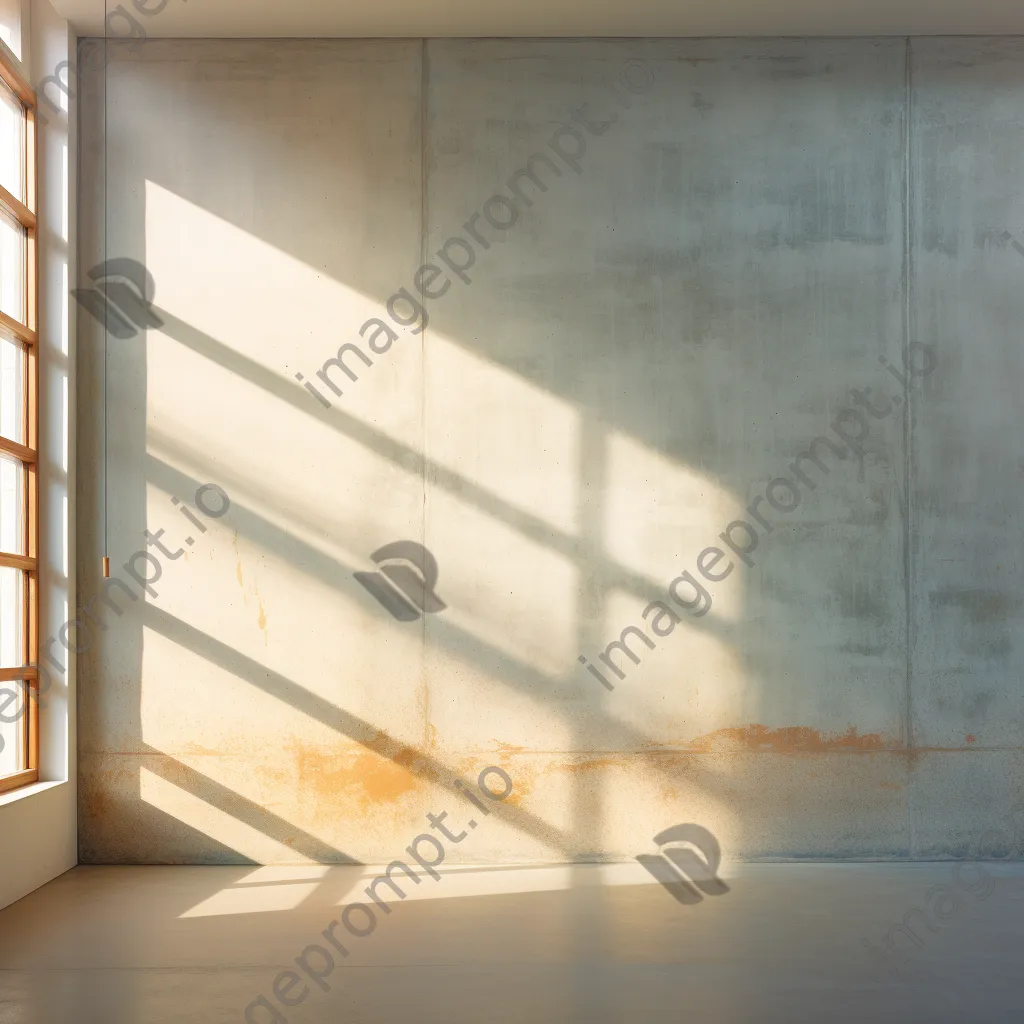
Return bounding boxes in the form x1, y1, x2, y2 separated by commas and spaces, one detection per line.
558, 757, 620, 774
291, 743, 423, 811
492, 741, 527, 753
255, 583, 268, 645
286, 737, 454, 822
966, 734, 977, 744
179, 742, 222, 757
485, 754, 532, 806
685, 724, 887, 753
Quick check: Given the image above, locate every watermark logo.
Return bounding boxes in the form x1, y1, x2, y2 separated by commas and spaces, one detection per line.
244, 765, 514, 1022
355, 541, 446, 622
637, 823, 730, 905
72, 258, 163, 339
1002, 230, 1024, 259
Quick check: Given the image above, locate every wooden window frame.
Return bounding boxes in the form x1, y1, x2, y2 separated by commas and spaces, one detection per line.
0, 45, 39, 795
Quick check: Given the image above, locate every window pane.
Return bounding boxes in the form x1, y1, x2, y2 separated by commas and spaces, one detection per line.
0, 335, 22, 443
0, 565, 22, 668
0, 0, 23, 60
0, 680, 25, 777
0, 207, 25, 324
0, 453, 22, 553
0, 78, 23, 202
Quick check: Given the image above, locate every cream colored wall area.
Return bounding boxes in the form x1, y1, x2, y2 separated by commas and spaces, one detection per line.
77, 39, 430, 864
78, 38, 1024, 865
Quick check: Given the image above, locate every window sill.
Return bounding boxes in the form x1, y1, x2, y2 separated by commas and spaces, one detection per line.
0, 778, 65, 809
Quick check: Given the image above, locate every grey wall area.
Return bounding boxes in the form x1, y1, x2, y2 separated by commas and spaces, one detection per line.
75, 37, 1024, 864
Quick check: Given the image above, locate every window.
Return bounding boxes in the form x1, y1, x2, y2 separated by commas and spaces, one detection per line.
0, 0, 21, 61
0, 44, 38, 794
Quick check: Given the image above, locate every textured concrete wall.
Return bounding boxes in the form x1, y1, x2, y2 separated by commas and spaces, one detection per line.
76, 38, 1024, 864
48, 0, 1024, 39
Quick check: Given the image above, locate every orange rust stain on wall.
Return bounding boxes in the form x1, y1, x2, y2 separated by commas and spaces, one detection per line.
966, 735, 977, 744
686, 724, 887, 753
178, 742, 223, 758
557, 757, 621, 774
362, 732, 444, 783
256, 594, 268, 643
347, 751, 422, 804
491, 760, 534, 806
290, 744, 426, 815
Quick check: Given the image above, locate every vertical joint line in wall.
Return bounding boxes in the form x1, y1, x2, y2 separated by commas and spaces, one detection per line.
902, 36, 915, 758
420, 39, 428, 537
103, 14, 109, 567
419, 38, 430, 745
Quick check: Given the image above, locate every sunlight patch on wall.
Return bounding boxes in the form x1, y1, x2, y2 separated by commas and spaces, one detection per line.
603, 428, 744, 624
599, 585, 748, 744
142, 181, 424, 602
426, 501, 579, 678
144, 180, 383, 382
425, 332, 580, 536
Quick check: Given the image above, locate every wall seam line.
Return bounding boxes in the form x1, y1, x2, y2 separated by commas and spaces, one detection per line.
420, 38, 430, 751
903, 33, 916, 858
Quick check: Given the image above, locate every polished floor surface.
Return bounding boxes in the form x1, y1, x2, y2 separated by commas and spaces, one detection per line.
1, 862, 1023, 1023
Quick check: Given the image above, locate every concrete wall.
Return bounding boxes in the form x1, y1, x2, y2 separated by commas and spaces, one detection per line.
48, 0, 1024, 39
0, 0, 78, 911
76, 38, 1024, 865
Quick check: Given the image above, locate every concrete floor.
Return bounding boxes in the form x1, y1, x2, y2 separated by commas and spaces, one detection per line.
0, 863, 1023, 1023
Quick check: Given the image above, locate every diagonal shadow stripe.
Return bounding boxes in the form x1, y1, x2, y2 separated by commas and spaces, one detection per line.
142, 455, 735, 756
141, 602, 575, 858
138, 748, 356, 864
144, 451, 734, 700
151, 306, 676, 609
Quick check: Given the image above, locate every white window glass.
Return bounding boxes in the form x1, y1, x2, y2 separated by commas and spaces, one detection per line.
0, 206, 25, 323
0, 335, 22, 442
0, 453, 22, 553
0, 79, 23, 202
0, 564, 22, 668
0, 683, 25, 777
0, 0, 21, 61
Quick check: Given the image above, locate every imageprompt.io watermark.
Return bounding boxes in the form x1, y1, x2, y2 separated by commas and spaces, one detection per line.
72, 258, 163, 339
862, 803, 1024, 978
578, 343, 939, 691
32, 0, 188, 130
0, 482, 231, 749
292, 57, 655, 411
2, 255, 233, 734
243, 765, 515, 1024
354, 541, 446, 623
637, 823, 730, 906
